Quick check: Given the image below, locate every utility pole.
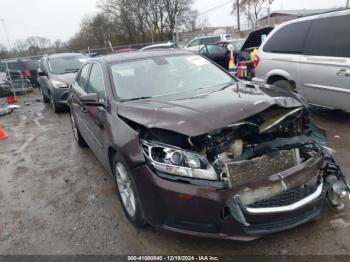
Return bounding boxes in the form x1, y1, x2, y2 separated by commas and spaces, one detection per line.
236, 0, 240, 32
1, 19, 11, 50
267, 6, 271, 27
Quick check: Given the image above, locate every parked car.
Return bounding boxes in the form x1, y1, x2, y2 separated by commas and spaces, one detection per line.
68, 50, 348, 241
198, 28, 273, 79
140, 42, 175, 51
0, 62, 32, 95
37, 53, 88, 113
253, 9, 350, 112
0, 58, 39, 87
185, 35, 225, 52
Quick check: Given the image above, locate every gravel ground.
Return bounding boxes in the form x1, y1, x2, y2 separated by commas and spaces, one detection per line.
0, 89, 350, 255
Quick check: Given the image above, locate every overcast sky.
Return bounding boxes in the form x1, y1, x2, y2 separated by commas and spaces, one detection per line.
0, 0, 348, 48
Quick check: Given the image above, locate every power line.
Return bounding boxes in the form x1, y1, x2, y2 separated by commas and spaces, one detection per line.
196, 0, 232, 17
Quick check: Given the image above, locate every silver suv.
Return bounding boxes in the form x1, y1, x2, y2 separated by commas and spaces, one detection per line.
254, 9, 350, 111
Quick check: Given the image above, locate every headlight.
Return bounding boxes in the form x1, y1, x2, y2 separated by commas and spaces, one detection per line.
51, 80, 67, 88
141, 140, 218, 180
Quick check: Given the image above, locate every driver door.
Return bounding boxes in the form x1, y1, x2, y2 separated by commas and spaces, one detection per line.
83, 63, 109, 166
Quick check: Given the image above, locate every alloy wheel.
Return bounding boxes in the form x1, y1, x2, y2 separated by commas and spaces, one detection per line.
115, 162, 136, 217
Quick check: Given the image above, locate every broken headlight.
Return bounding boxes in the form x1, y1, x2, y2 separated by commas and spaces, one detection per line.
141, 140, 218, 180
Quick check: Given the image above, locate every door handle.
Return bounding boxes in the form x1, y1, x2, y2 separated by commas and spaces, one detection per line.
337, 69, 350, 77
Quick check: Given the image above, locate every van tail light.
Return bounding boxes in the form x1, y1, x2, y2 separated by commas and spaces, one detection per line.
253, 55, 260, 69
24, 69, 31, 77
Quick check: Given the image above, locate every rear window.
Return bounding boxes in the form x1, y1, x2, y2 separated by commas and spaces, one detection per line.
304, 14, 350, 58
263, 20, 312, 54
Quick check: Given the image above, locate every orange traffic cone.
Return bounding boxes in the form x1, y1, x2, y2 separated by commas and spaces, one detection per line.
7, 96, 17, 104
0, 127, 8, 140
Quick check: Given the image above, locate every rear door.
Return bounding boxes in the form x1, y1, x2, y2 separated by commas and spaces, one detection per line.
299, 14, 350, 111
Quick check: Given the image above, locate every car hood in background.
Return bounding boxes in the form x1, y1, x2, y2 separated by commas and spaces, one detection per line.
241, 27, 274, 51
117, 82, 304, 137
51, 73, 76, 85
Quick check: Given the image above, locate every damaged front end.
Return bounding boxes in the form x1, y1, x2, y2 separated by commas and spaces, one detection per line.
139, 104, 349, 234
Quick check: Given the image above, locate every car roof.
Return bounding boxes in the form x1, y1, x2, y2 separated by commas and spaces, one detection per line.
193, 35, 220, 40
140, 42, 174, 50
47, 53, 86, 58
92, 49, 193, 64
276, 9, 349, 27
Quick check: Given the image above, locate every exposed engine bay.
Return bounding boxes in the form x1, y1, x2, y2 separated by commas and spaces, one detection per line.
137, 105, 349, 213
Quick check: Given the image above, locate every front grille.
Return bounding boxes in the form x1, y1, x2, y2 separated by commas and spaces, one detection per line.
244, 207, 320, 234
247, 185, 317, 208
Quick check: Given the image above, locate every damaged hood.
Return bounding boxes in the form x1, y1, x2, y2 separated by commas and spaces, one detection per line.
117, 82, 304, 137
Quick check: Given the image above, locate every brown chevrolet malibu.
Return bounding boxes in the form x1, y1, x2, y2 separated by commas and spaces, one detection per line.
67, 50, 349, 241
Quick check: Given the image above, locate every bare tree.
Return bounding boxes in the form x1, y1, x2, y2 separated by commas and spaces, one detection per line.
162, 0, 193, 35
232, 0, 274, 30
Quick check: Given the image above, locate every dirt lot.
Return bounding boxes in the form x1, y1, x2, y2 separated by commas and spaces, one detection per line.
1, 89, 350, 255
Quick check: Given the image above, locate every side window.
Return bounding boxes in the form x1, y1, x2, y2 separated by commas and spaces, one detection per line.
188, 39, 200, 47
87, 64, 105, 99
201, 37, 221, 45
263, 20, 312, 54
207, 45, 227, 55
304, 14, 350, 58
77, 64, 90, 91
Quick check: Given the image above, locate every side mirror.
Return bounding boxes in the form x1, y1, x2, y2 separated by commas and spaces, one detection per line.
38, 68, 46, 76
80, 93, 105, 107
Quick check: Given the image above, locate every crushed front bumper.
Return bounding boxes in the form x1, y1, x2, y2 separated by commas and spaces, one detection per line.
130, 154, 349, 241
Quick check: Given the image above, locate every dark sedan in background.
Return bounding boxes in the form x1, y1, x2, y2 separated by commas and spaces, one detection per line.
68, 50, 349, 241
38, 53, 88, 113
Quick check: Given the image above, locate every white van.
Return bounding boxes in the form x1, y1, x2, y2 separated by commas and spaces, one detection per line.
254, 9, 350, 111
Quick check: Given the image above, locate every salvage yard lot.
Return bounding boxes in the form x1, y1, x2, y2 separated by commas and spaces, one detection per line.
1, 89, 350, 255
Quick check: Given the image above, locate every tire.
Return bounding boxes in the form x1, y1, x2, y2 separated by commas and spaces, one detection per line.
50, 93, 63, 113
113, 154, 147, 227
69, 112, 87, 147
40, 87, 50, 103
272, 80, 294, 93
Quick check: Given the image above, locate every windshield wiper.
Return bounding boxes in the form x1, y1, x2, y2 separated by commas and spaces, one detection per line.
121, 96, 153, 102
63, 68, 79, 73
218, 82, 234, 91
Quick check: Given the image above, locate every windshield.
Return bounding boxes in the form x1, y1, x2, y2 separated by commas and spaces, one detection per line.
48, 55, 87, 74
111, 54, 234, 100
231, 40, 245, 50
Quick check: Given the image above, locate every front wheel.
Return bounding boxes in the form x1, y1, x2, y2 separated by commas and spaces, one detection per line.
113, 155, 147, 227
40, 87, 50, 103
50, 93, 63, 113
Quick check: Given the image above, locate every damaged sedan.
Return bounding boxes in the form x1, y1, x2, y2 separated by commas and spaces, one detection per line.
68, 50, 349, 241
